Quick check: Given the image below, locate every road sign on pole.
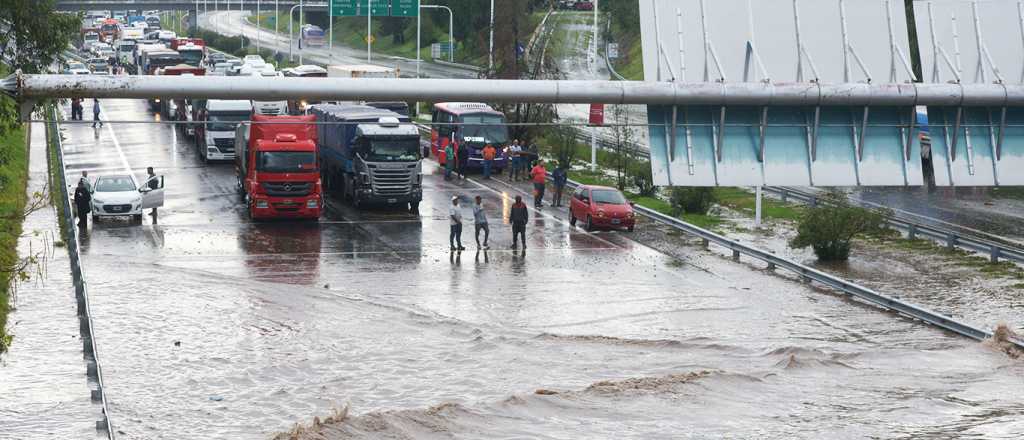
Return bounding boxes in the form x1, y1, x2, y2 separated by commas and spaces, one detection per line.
331, 0, 387, 17
391, 0, 419, 17
330, 0, 358, 16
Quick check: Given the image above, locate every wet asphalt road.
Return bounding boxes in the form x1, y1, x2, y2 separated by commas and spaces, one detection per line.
53, 99, 1024, 439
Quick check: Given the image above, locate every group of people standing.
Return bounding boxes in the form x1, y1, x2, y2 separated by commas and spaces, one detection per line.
70, 98, 103, 128
449, 194, 531, 251
507, 140, 540, 182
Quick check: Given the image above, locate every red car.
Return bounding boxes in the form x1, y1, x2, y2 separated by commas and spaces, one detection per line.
569, 185, 636, 232
575, 1, 594, 11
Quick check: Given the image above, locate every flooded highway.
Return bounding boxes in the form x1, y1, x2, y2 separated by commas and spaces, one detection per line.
52, 99, 1024, 439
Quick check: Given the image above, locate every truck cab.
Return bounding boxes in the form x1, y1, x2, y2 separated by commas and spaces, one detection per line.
152, 64, 204, 114
195, 99, 253, 162
311, 104, 422, 211
235, 115, 322, 220
170, 38, 206, 67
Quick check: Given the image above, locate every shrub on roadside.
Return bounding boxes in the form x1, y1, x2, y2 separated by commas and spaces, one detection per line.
788, 191, 889, 261
670, 187, 716, 216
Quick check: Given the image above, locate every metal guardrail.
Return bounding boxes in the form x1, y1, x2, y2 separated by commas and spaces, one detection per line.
47, 106, 115, 439
765, 186, 1024, 265
558, 177, 1024, 351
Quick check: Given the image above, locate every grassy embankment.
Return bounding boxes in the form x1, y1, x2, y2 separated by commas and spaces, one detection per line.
0, 118, 29, 353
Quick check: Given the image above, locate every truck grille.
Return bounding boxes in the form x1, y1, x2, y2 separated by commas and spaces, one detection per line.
369, 166, 415, 196
213, 137, 234, 152
262, 182, 312, 197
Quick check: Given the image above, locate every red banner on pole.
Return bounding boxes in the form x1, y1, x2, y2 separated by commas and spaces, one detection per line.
589, 104, 604, 126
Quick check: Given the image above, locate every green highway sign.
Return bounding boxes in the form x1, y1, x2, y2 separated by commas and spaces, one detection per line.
330, 0, 358, 16
391, 0, 420, 17
331, 0, 418, 17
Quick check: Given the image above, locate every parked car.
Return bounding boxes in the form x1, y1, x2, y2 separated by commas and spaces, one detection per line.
86, 58, 110, 73
575, 1, 594, 11
207, 51, 227, 66
90, 174, 165, 223
65, 62, 91, 75
569, 185, 636, 232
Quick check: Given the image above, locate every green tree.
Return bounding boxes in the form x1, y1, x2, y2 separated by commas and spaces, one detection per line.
548, 123, 579, 169
789, 191, 889, 261
0, 0, 80, 74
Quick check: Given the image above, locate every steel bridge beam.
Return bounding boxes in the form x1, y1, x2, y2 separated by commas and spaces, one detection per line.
4, 74, 1024, 107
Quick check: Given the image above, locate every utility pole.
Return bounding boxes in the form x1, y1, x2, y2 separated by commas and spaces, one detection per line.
590, 0, 599, 170
489, 0, 495, 72
257, 0, 261, 53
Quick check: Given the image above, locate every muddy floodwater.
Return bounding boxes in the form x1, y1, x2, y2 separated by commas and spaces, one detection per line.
5, 99, 1020, 439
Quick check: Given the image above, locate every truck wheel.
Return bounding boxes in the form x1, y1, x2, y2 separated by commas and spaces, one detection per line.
585, 215, 594, 232
409, 201, 419, 212
133, 214, 143, 224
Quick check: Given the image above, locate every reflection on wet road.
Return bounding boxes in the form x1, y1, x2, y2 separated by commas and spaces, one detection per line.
58, 100, 1024, 439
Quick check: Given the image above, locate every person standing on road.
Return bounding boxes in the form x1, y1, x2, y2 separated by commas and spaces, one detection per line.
443, 140, 455, 181
79, 170, 92, 192
449, 196, 465, 251
551, 163, 567, 207
509, 195, 529, 250
530, 161, 547, 208
457, 141, 470, 180
92, 99, 102, 128
146, 167, 159, 217
508, 140, 522, 181
71, 98, 83, 121
481, 143, 496, 179
473, 195, 490, 249
74, 180, 91, 227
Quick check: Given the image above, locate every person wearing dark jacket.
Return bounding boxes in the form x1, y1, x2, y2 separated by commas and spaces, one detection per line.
73, 180, 91, 226
509, 195, 529, 249
551, 165, 567, 207
457, 142, 470, 179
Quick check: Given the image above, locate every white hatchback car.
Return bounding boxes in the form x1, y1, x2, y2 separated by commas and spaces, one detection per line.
91, 174, 165, 223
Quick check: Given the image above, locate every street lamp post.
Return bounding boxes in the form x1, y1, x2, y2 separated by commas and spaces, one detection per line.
275, 0, 279, 56
367, 0, 373, 62
257, 0, 261, 53
420, 4, 454, 63
298, 0, 304, 64
288, 4, 301, 61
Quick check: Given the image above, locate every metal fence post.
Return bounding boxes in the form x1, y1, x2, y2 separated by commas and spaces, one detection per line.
991, 245, 1001, 263
907, 223, 917, 240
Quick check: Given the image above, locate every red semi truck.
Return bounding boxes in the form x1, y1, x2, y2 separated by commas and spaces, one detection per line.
234, 115, 323, 220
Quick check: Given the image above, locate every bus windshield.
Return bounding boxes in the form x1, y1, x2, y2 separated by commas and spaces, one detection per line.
459, 114, 508, 145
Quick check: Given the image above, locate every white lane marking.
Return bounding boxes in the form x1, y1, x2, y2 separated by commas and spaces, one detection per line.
99, 107, 134, 176
95, 103, 163, 247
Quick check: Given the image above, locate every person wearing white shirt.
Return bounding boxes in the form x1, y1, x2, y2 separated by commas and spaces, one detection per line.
449, 196, 465, 251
